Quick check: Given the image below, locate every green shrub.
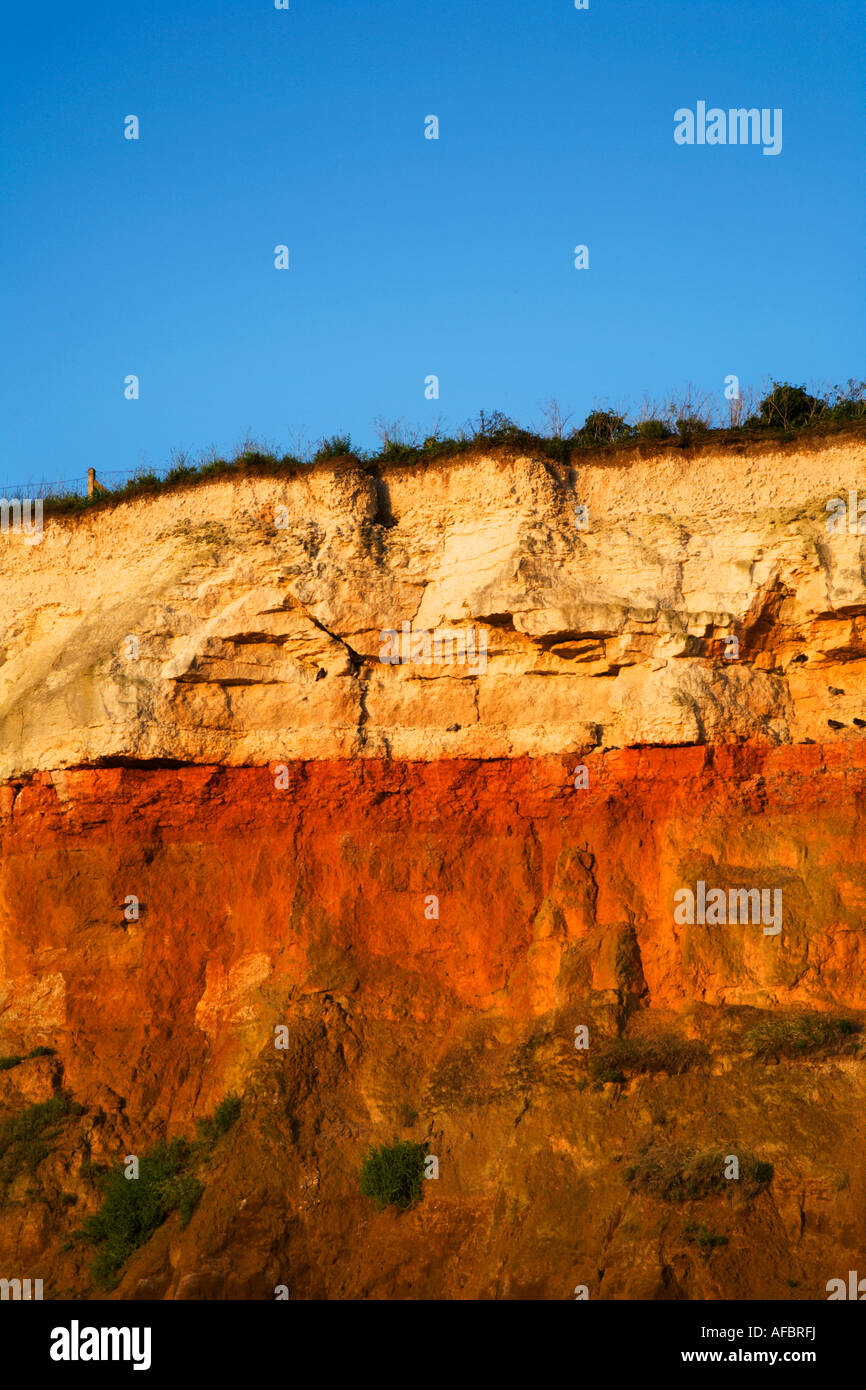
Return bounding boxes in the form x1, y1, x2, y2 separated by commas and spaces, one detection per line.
0, 1095, 74, 1197
759, 382, 824, 429
235, 449, 279, 469
164, 464, 198, 485
471, 409, 526, 445
636, 419, 671, 439
79, 1092, 241, 1288
175, 1175, 204, 1227
379, 439, 422, 462
676, 415, 710, 438
80, 1138, 203, 1290
594, 1066, 626, 1085
576, 409, 632, 446
198, 455, 232, 477
827, 381, 866, 421
212, 1094, 241, 1136
313, 434, 354, 460
684, 1220, 729, 1255
829, 400, 866, 421
359, 1138, 427, 1213
0, 1056, 23, 1071
196, 1092, 242, 1144
749, 1160, 774, 1184
744, 1015, 858, 1060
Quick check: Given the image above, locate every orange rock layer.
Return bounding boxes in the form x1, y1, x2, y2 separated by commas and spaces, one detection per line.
1, 747, 864, 1299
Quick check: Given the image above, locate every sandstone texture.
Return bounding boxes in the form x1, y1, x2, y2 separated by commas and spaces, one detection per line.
1, 437, 865, 775
0, 436, 864, 1300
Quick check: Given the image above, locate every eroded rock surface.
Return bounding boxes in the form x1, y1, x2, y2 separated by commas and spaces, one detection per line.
1, 438, 865, 774
0, 438, 864, 1300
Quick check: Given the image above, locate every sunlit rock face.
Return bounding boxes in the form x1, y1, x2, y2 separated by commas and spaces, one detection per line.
0, 437, 865, 1300
2, 436, 866, 774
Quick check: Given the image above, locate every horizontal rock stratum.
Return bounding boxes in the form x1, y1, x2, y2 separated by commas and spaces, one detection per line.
0, 434, 865, 1301
2, 435, 866, 775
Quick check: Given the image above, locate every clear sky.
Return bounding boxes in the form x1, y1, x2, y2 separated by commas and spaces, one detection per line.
1, 0, 863, 488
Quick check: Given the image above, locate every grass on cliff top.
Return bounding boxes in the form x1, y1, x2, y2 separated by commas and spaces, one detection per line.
33, 378, 866, 518
590, 1034, 708, 1085
623, 1148, 773, 1203
744, 1015, 860, 1061
78, 1092, 242, 1290
359, 1137, 428, 1214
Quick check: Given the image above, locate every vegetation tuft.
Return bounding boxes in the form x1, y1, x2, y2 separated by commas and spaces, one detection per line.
79, 1092, 242, 1290
196, 1092, 242, 1144
0, 1093, 80, 1198
590, 1035, 708, 1083
0, 1045, 57, 1072
684, 1220, 729, 1255
623, 1147, 773, 1203
744, 1015, 860, 1060
80, 1139, 203, 1289
313, 434, 355, 461
359, 1137, 427, 1213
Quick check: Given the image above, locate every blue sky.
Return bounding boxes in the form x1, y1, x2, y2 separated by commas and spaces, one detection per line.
1, 0, 863, 488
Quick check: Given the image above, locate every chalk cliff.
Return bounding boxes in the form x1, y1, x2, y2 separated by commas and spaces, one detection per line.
1, 434, 865, 1300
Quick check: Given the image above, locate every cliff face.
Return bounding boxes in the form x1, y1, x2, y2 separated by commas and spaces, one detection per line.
4, 436, 866, 773
1, 437, 865, 1300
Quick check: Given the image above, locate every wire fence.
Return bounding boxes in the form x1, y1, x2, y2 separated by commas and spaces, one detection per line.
0, 465, 177, 501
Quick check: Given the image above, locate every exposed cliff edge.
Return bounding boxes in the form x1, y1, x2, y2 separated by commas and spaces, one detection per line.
1, 438, 865, 1300
2, 436, 866, 774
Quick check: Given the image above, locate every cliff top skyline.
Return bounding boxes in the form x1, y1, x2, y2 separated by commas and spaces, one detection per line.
1, 0, 863, 481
